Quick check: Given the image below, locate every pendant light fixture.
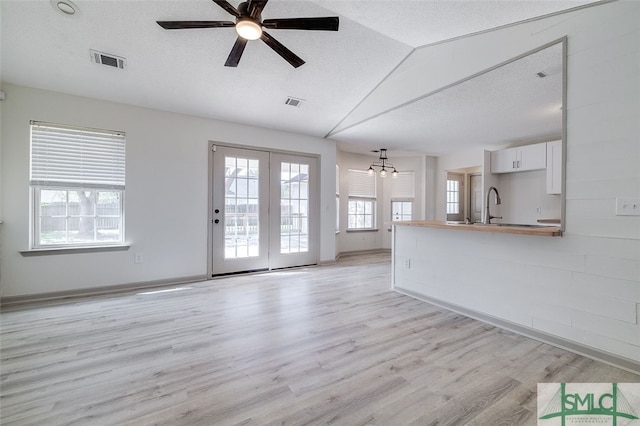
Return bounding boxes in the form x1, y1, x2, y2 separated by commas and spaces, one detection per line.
367, 149, 398, 178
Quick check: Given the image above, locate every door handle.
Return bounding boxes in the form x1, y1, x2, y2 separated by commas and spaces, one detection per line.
215, 209, 220, 214
214, 219, 220, 224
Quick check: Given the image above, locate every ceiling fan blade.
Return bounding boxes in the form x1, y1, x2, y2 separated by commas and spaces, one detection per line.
225, 37, 248, 67
248, 0, 268, 19
157, 21, 235, 30
212, 0, 240, 18
260, 31, 305, 68
262, 17, 339, 31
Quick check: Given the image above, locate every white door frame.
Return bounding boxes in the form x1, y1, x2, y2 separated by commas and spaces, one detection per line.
207, 142, 319, 277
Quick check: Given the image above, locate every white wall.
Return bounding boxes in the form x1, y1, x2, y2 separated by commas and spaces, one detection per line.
498, 169, 562, 224
394, 1, 640, 367
0, 84, 336, 298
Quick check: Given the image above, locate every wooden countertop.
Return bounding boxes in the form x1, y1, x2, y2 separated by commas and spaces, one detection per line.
393, 220, 562, 237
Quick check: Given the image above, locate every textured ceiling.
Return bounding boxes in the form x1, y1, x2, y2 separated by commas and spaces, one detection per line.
1, 0, 601, 156
332, 42, 564, 156
312, 0, 595, 48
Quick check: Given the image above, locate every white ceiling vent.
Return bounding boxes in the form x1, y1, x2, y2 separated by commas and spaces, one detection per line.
90, 50, 126, 69
284, 97, 304, 107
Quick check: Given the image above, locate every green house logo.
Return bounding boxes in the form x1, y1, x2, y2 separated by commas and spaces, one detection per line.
538, 383, 640, 426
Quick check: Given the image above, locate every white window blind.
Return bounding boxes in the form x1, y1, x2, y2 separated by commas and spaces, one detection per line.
30, 121, 126, 189
348, 169, 376, 198
391, 171, 415, 198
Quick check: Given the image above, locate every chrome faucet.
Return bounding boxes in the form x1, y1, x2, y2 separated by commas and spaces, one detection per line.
484, 186, 502, 224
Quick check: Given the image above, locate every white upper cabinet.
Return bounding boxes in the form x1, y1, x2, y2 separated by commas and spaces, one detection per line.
491, 148, 519, 173
490, 142, 547, 173
546, 140, 563, 194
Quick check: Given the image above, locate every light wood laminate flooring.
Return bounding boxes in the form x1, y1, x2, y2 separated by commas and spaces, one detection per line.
1, 253, 638, 425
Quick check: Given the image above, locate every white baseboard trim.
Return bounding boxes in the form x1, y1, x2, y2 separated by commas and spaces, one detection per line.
335, 248, 391, 261
0, 274, 208, 306
393, 286, 640, 376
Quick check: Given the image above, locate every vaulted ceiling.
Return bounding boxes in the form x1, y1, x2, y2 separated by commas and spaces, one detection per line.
1, 0, 602, 156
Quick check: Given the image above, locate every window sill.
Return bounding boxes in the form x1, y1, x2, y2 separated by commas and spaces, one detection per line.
346, 229, 379, 233
20, 244, 131, 257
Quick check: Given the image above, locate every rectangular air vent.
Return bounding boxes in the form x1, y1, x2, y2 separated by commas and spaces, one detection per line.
284, 97, 304, 107
90, 50, 126, 69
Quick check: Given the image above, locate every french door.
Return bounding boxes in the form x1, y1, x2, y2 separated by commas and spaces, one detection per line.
209, 144, 318, 275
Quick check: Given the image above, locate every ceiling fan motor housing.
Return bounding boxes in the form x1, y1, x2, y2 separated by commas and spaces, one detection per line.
237, 2, 261, 21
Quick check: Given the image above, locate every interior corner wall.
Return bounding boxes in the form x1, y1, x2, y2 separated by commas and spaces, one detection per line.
423, 155, 438, 221
0, 84, 336, 298
336, 150, 424, 254
336, 150, 385, 254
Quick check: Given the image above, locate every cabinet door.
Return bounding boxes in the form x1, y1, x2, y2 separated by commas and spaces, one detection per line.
519, 143, 547, 171
491, 148, 517, 173
546, 140, 562, 194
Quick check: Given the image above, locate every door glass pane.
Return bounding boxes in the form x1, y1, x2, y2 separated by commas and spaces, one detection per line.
225, 156, 260, 259
280, 162, 309, 254
392, 201, 413, 221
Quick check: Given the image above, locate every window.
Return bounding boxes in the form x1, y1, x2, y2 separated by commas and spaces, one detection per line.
391, 171, 414, 222
347, 169, 376, 230
446, 172, 464, 221
391, 201, 412, 221
348, 199, 375, 229
30, 121, 125, 248
279, 161, 309, 254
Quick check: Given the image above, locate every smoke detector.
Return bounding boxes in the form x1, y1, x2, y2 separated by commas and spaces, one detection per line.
51, 0, 78, 16
90, 50, 126, 69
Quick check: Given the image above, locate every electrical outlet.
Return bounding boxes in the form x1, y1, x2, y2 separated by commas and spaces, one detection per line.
536, 207, 541, 214
616, 198, 640, 216
404, 258, 411, 269
134, 253, 144, 264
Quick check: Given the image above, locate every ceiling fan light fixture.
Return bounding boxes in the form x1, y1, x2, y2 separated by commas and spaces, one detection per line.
236, 18, 262, 40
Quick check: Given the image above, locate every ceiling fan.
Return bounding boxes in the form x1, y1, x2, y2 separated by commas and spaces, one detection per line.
157, 0, 339, 68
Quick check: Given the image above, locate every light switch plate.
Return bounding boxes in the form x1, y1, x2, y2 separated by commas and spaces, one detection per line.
616, 198, 640, 216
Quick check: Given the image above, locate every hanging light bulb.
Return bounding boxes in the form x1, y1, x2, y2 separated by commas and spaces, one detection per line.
392, 168, 398, 178
368, 166, 375, 176
380, 168, 387, 177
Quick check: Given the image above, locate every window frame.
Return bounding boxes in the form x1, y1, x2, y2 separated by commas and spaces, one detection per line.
446, 172, 465, 222
347, 198, 377, 231
347, 168, 377, 231
390, 171, 415, 223
391, 199, 413, 222
32, 187, 125, 249
29, 121, 126, 250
